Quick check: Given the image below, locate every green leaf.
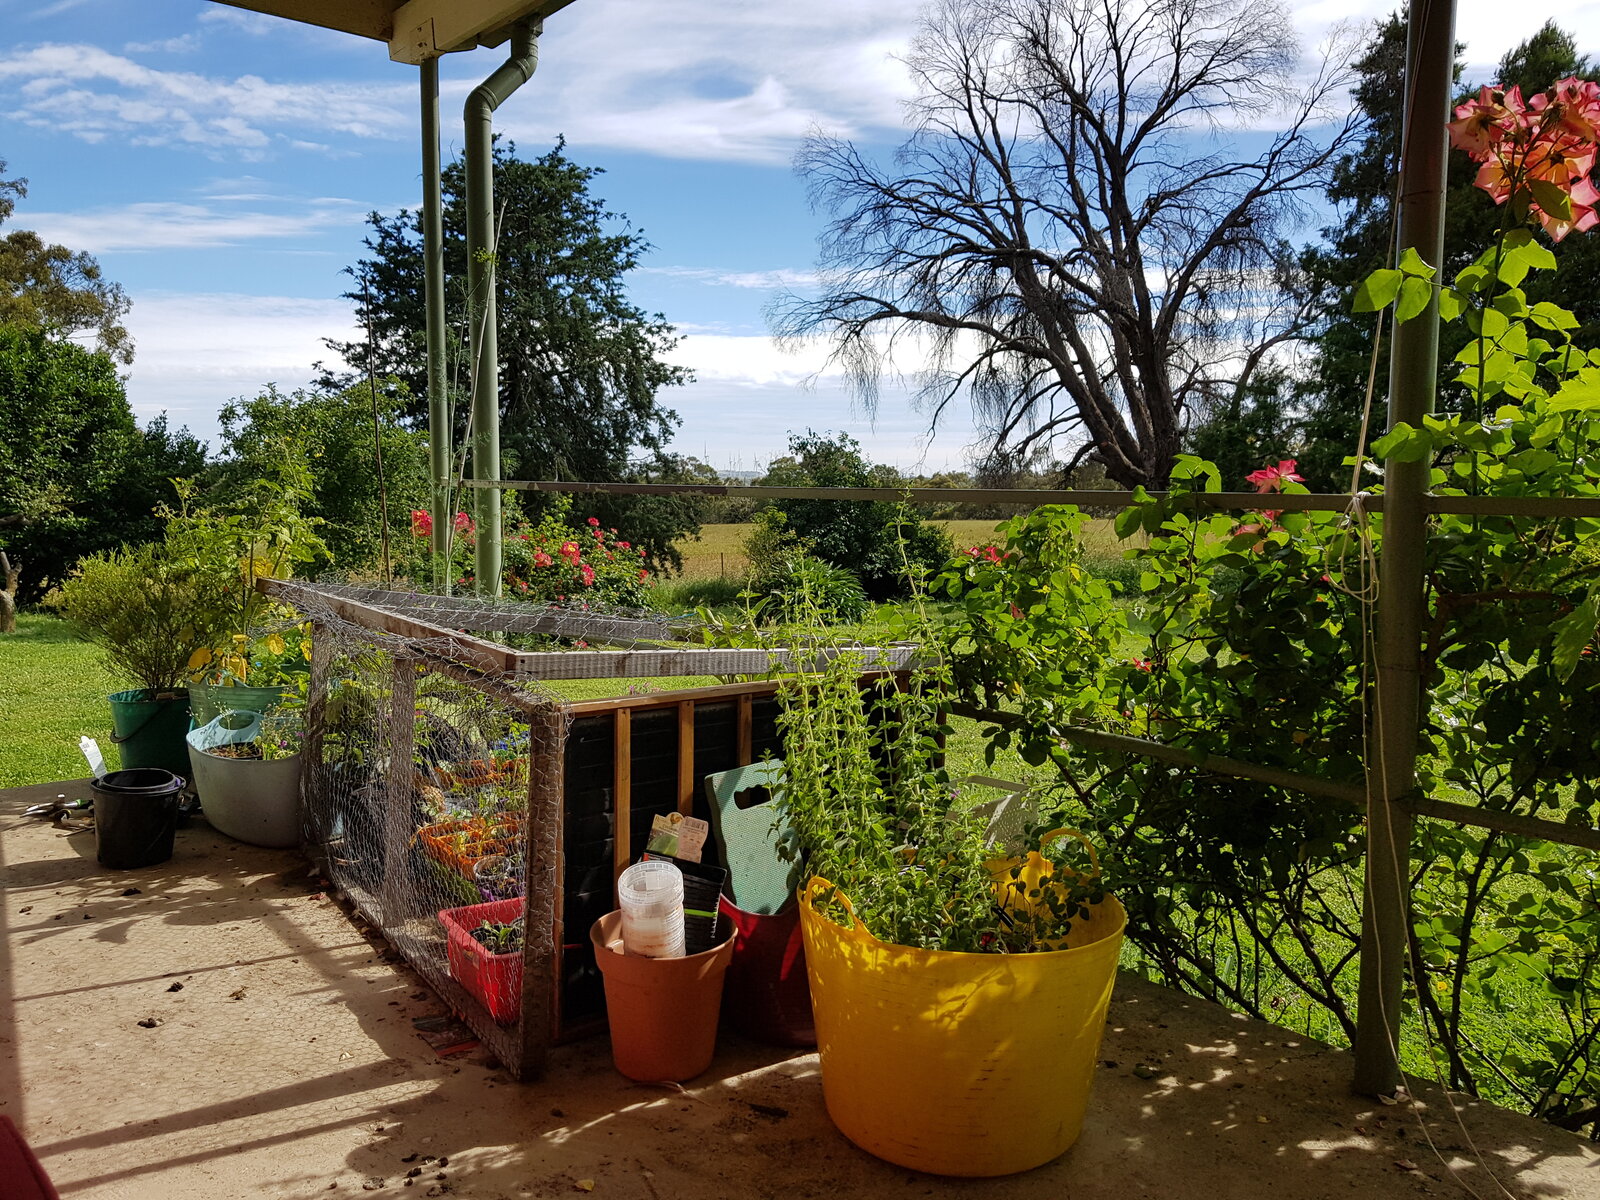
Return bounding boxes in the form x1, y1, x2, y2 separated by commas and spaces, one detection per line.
1395, 276, 1432, 322
1438, 287, 1466, 321
1492, 289, 1530, 319
1371, 423, 1432, 463
1530, 302, 1579, 332
1353, 269, 1402, 313
1551, 599, 1598, 681
1528, 179, 1573, 223
1521, 240, 1557, 271
1397, 247, 1436, 279
1497, 254, 1531, 287
1454, 263, 1491, 294
1549, 378, 1600, 412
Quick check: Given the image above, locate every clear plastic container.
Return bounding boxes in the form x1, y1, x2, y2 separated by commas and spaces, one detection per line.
617, 859, 686, 958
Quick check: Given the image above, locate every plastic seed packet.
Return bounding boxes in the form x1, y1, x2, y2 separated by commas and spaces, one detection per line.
645, 812, 709, 863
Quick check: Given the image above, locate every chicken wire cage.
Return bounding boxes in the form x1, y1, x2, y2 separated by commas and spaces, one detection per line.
264, 579, 914, 1080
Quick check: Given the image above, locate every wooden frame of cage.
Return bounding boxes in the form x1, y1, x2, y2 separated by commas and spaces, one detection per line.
267, 577, 910, 1080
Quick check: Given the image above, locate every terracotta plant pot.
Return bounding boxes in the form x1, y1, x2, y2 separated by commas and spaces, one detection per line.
590, 911, 735, 1082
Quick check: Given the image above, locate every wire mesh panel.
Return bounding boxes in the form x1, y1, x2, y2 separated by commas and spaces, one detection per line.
300, 619, 559, 1074
278, 582, 793, 1079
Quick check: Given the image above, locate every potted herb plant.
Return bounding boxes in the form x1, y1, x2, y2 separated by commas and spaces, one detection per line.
777, 650, 1125, 1178
50, 542, 231, 776
185, 697, 305, 848
162, 458, 326, 724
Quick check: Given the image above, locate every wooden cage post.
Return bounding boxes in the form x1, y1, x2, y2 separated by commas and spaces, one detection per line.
381, 656, 418, 923
300, 621, 335, 868
613, 709, 632, 882
517, 702, 565, 1080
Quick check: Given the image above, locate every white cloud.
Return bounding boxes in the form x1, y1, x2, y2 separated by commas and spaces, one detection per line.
0, 43, 413, 157
122, 292, 358, 436
1299, 1, 1600, 82
196, 8, 287, 37
644, 266, 820, 290
17, 199, 366, 252
5, 1, 1600, 173
439, 0, 928, 164
116, 291, 973, 472
122, 34, 200, 55
29, 0, 94, 18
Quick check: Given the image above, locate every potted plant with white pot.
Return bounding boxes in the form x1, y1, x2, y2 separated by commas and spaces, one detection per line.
186, 695, 305, 847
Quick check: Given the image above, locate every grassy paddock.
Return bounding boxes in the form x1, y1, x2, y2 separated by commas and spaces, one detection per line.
667, 516, 1128, 584
0, 613, 119, 787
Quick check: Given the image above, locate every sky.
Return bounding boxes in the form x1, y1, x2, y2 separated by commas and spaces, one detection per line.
3, 0, 1599, 474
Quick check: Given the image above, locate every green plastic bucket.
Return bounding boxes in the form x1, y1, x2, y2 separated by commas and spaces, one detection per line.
188, 684, 287, 727
108, 689, 192, 776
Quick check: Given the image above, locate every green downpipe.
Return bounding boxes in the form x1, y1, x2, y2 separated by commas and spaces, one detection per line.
465, 21, 541, 598
421, 58, 451, 593
1354, 0, 1456, 1098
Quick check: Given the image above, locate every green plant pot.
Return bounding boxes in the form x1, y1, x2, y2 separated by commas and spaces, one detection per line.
107, 689, 192, 777
188, 683, 287, 728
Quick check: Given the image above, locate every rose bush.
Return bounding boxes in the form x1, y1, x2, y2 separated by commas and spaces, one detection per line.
407, 495, 650, 609
933, 75, 1600, 1131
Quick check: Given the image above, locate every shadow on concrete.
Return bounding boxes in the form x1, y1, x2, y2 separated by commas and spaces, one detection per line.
4, 778, 1597, 1200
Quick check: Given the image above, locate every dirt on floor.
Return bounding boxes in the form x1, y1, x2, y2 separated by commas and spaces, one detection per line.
2, 778, 1597, 1200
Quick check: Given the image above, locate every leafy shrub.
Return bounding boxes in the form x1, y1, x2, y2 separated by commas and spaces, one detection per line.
759, 432, 952, 600
49, 542, 232, 695
775, 651, 1103, 953
756, 554, 870, 625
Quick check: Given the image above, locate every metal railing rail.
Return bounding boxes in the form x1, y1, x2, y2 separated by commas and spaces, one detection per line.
454, 471, 1600, 1096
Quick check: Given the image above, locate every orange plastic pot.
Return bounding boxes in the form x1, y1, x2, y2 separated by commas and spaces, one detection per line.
590, 911, 735, 1082
417, 819, 517, 878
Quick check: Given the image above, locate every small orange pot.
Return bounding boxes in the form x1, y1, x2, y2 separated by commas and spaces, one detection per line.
590, 911, 736, 1082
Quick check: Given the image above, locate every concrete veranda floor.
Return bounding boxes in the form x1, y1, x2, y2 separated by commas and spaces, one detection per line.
2, 778, 1597, 1200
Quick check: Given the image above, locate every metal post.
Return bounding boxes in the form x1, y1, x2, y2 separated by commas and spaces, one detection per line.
1354, 0, 1456, 1097
465, 22, 541, 598
421, 59, 451, 594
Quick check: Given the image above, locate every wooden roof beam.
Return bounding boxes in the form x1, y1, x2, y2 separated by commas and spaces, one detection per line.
389, 0, 575, 63
207, 1, 576, 62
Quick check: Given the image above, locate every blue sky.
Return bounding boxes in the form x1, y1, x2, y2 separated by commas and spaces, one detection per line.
3, 0, 1598, 473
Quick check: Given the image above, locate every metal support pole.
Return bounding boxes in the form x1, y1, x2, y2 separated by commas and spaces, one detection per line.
421, 59, 451, 594
465, 22, 541, 598
1354, 0, 1456, 1097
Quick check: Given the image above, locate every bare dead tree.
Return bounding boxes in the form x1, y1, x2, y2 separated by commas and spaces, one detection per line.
772, 0, 1358, 488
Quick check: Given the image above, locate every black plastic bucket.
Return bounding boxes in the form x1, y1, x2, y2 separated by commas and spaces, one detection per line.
92, 769, 184, 869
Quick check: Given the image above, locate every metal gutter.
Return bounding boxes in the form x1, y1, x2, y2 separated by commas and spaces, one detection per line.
464, 20, 541, 597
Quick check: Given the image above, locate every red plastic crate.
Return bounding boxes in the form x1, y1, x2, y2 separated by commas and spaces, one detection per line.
438, 897, 525, 1024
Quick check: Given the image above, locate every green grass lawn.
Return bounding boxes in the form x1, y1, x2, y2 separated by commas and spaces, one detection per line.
0, 612, 1045, 790
0, 613, 119, 787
